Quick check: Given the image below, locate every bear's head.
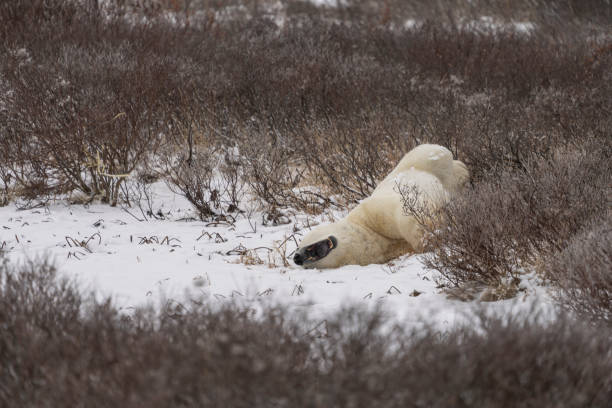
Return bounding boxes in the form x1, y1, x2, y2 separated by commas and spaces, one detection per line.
293, 220, 363, 269
293, 221, 345, 268
293, 235, 337, 268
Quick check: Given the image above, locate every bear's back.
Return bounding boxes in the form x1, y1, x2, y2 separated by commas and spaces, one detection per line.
352, 167, 445, 241
350, 144, 468, 242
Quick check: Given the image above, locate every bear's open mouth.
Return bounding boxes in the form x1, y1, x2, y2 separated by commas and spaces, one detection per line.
293, 236, 337, 266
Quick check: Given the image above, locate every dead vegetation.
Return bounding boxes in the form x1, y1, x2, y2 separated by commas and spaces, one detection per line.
546, 219, 612, 326
409, 148, 610, 291
1, 257, 611, 407
2, 0, 609, 213
65, 233, 101, 253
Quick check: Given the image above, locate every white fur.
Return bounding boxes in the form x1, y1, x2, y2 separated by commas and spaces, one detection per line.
295, 144, 469, 268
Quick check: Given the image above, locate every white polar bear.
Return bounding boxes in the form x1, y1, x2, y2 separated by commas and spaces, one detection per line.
293, 144, 469, 268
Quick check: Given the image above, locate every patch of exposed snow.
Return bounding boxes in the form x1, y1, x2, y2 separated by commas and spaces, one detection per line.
463, 16, 535, 34
0, 181, 555, 329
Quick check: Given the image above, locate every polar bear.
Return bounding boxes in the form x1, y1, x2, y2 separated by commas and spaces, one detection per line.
293, 144, 469, 268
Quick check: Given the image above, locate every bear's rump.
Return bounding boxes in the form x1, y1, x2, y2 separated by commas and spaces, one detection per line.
353, 169, 446, 240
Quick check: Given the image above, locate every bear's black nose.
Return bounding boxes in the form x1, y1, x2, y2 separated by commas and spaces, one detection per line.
293, 253, 304, 265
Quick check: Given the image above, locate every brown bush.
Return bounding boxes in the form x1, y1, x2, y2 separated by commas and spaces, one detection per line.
161, 147, 223, 220
0, 0, 195, 205
0, 257, 312, 407
1, 257, 611, 407
238, 124, 303, 210
4, 27, 182, 204
547, 218, 612, 326
417, 148, 610, 290
299, 114, 409, 203
288, 0, 612, 28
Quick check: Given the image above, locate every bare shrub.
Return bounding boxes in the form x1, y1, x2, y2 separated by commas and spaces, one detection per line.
0, 0, 86, 34
0, 131, 59, 203
218, 146, 247, 213
0, 257, 312, 407
1, 257, 611, 407
0, 146, 15, 206
228, 122, 338, 218
119, 174, 164, 221
162, 147, 221, 220
300, 114, 409, 203
288, 0, 612, 29
241, 133, 303, 211
317, 309, 612, 407
4, 44, 172, 205
547, 219, 612, 326
0, 1, 184, 205
417, 148, 610, 290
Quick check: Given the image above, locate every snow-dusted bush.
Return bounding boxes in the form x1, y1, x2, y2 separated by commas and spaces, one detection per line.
162, 147, 224, 220
548, 219, 612, 326
416, 148, 610, 293
0, 1, 181, 206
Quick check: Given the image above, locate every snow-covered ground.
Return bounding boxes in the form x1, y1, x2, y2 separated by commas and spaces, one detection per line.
0, 182, 554, 329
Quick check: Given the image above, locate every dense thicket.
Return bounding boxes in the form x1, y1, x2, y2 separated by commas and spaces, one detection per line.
1, 0, 609, 207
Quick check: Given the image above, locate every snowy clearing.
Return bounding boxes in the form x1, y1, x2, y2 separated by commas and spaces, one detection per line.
0, 182, 555, 329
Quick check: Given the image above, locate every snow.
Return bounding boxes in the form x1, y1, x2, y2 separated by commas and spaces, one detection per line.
463, 16, 536, 34
309, 0, 346, 6
0, 182, 555, 329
